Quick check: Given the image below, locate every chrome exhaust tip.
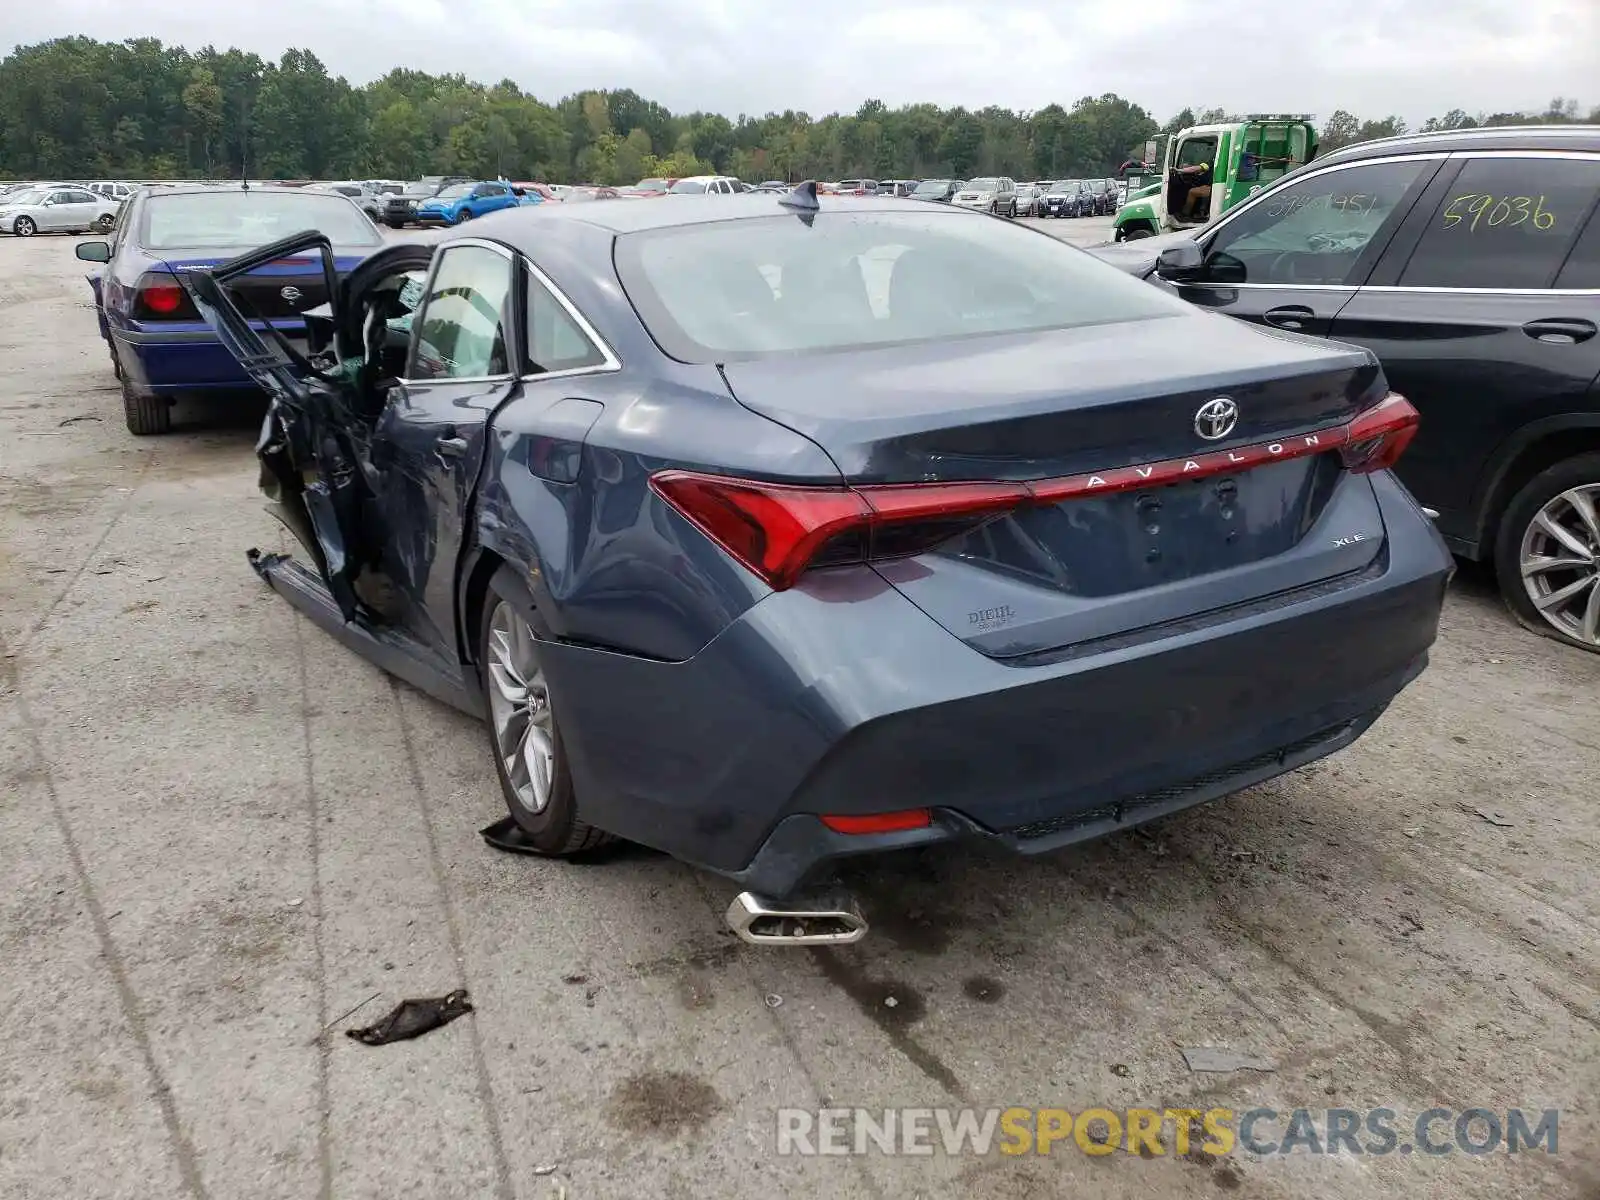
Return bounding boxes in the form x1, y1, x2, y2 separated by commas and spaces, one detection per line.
725, 891, 868, 946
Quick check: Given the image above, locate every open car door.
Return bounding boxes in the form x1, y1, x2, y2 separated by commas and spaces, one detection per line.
180, 231, 433, 622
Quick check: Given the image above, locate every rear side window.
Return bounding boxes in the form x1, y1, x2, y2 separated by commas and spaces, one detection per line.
1398, 157, 1600, 289
1202, 158, 1432, 286
408, 244, 515, 380
1555, 207, 1600, 289
614, 209, 1189, 363
525, 268, 609, 374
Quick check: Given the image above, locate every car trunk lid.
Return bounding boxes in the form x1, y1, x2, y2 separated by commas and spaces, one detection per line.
718, 315, 1393, 658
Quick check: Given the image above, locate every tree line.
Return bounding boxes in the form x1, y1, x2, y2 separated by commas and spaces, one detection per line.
1, 37, 1595, 186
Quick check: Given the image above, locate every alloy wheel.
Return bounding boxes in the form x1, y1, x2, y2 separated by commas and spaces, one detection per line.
1519, 483, 1600, 647
15, 216, 36, 237
485, 601, 557, 815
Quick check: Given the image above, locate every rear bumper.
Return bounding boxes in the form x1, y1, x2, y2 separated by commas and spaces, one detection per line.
540, 471, 1452, 896
112, 320, 306, 393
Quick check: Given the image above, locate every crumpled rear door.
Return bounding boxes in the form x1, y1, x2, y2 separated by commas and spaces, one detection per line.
179, 231, 369, 620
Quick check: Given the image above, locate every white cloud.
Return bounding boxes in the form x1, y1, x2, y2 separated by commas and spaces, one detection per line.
7, 0, 1598, 123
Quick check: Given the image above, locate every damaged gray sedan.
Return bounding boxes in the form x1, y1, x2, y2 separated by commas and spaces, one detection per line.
181, 192, 1450, 944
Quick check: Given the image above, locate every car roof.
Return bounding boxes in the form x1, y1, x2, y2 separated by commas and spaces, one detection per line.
1314, 124, 1600, 167
459, 192, 983, 239
136, 183, 338, 198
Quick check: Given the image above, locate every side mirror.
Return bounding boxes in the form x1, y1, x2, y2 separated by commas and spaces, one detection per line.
1155, 240, 1206, 283
76, 241, 111, 263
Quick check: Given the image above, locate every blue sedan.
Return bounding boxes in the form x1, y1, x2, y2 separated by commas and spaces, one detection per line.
180, 187, 1450, 945
76, 184, 385, 433
414, 180, 523, 225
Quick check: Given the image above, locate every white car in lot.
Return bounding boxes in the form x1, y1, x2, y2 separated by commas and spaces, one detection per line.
667, 175, 746, 195
0, 184, 120, 236
951, 176, 1018, 217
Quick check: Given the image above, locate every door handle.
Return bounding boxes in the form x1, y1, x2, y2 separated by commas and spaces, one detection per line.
1522, 318, 1597, 345
1263, 305, 1315, 331
435, 435, 469, 459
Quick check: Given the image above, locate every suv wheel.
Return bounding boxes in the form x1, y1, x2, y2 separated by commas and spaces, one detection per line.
1495, 452, 1600, 652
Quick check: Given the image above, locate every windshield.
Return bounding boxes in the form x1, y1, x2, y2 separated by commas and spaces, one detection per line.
669, 180, 708, 194
436, 184, 472, 199
2, 189, 45, 205
911, 181, 952, 195
615, 210, 1186, 363
141, 191, 383, 250
1050, 181, 1081, 194
637, 179, 670, 193
966, 178, 1002, 192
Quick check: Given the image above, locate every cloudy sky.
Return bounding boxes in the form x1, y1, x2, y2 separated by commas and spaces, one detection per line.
10, 0, 1599, 123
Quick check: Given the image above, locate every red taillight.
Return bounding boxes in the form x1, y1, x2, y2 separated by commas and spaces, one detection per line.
820, 809, 932, 835
649, 471, 1025, 590
133, 272, 197, 320
1340, 392, 1420, 474
653, 392, 1421, 590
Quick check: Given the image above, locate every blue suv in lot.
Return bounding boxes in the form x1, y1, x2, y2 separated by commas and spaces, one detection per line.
415, 181, 522, 225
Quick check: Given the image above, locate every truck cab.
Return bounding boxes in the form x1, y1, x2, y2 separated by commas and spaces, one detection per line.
1114, 115, 1318, 241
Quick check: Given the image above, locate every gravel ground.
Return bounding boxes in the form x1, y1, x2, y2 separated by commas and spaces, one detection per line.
1, 222, 1596, 1200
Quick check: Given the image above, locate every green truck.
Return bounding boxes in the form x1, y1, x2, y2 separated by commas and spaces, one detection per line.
1112, 115, 1319, 241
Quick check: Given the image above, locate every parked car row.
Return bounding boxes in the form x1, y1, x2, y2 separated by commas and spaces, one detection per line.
0, 183, 122, 236
1035, 178, 1122, 218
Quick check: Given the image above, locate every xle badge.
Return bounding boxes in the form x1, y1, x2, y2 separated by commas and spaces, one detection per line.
1333, 532, 1369, 548
969, 604, 1016, 631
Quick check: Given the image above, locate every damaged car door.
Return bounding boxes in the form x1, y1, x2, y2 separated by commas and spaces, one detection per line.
368, 239, 521, 661
179, 232, 433, 621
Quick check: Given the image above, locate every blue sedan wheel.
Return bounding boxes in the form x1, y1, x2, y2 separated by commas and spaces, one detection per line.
456, 208, 474, 223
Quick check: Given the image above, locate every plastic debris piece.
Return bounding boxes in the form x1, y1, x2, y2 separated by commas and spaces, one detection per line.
1181, 1047, 1276, 1073
347, 989, 473, 1046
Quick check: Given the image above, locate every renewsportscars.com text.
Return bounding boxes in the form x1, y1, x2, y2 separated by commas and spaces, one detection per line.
776, 1106, 1559, 1158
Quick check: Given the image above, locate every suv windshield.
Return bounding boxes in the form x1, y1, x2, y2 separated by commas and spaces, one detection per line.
912, 180, 954, 195
614, 210, 1186, 363
1050, 181, 1081, 194
967, 178, 1002, 192
142, 191, 383, 249
637, 179, 670, 193
669, 180, 708, 194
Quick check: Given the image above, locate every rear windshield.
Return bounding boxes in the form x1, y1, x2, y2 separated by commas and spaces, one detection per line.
141, 191, 382, 250
614, 210, 1186, 363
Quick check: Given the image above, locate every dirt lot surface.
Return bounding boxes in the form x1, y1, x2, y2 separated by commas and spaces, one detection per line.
1, 224, 1596, 1200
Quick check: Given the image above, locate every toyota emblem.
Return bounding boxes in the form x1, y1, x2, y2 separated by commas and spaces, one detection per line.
1194, 397, 1239, 441
279, 285, 303, 302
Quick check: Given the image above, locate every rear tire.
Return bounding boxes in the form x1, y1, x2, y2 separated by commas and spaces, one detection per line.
122, 379, 171, 435
1493, 452, 1600, 653
478, 573, 614, 853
